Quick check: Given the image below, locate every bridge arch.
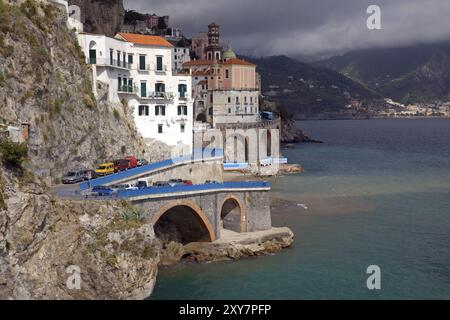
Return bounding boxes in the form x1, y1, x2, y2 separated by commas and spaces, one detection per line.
151, 200, 216, 244
220, 195, 245, 233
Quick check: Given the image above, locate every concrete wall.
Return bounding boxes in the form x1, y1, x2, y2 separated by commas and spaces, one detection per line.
141, 160, 223, 185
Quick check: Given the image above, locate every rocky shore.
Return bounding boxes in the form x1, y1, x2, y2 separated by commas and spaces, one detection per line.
158, 227, 294, 265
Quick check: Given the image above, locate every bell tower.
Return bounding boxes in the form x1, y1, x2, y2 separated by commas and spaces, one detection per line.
205, 23, 222, 61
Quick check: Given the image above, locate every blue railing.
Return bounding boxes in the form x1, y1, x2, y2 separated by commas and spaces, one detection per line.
117, 181, 271, 199
224, 163, 249, 170
79, 148, 224, 191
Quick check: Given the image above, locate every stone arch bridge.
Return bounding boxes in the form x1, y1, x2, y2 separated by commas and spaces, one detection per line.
122, 182, 272, 243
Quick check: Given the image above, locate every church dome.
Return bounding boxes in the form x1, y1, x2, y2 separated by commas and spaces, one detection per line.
223, 49, 237, 60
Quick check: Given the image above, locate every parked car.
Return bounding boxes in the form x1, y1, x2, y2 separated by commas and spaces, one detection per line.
114, 159, 129, 173
62, 170, 85, 184
127, 156, 138, 169
95, 163, 115, 176
205, 180, 220, 184
154, 181, 170, 187
168, 179, 184, 187
260, 111, 275, 121
137, 179, 149, 189
137, 159, 149, 167
111, 183, 138, 191
183, 180, 193, 186
91, 186, 117, 197
82, 170, 98, 181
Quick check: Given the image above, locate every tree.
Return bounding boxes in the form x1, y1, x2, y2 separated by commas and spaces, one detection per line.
0, 140, 28, 168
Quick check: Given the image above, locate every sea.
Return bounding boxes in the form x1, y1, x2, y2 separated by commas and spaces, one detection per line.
151, 118, 450, 300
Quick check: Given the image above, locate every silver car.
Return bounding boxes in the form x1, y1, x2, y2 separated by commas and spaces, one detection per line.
62, 170, 85, 184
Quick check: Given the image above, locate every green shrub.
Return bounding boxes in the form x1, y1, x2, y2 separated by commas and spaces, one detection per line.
113, 109, 121, 121
121, 206, 145, 223
83, 94, 96, 109
0, 141, 28, 168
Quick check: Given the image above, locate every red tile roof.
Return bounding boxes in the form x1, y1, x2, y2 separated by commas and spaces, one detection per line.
183, 58, 255, 67
117, 33, 173, 47
221, 58, 255, 66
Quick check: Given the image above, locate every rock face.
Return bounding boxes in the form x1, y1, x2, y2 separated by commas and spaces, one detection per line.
281, 119, 322, 143
0, 0, 160, 299
0, 0, 170, 182
182, 228, 294, 263
0, 170, 160, 299
68, 0, 125, 37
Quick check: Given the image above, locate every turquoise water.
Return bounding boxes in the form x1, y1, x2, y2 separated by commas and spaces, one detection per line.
151, 119, 450, 300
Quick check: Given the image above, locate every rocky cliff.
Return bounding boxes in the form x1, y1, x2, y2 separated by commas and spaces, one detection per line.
0, 0, 162, 299
68, 0, 124, 37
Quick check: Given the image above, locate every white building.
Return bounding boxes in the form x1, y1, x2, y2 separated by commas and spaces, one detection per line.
49, 0, 84, 32
172, 46, 190, 73
77, 32, 193, 150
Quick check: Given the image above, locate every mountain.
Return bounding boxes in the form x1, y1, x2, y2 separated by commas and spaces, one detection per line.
1, 0, 162, 299
69, 0, 124, 37
315, 42, 450, 104
243, 55, 383, 119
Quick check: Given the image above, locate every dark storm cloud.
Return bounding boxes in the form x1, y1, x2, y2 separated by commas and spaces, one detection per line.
124, 0, 450, 57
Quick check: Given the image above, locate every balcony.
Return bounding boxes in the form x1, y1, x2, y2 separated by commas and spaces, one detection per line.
118, 85, 135, 94
178, 93, 189, 101
137, 64, 151, 72
137, 91, 174, 100
87, 58, 131, 70
154, 64, 169, 73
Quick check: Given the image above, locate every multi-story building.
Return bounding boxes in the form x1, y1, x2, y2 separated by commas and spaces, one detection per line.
77, 32, 193, 150
191, 32, 208, 60
183, 49, 259, 127
172, 46, 190, 72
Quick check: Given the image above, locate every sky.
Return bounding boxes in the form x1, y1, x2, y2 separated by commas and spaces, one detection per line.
124, 0, 450, 59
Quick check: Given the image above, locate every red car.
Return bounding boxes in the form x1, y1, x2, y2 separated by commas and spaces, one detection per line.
126, 156, 138, 169
114, 159, 129, 173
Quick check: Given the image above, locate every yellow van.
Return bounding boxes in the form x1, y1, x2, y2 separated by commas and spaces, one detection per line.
95, 163, 114, 176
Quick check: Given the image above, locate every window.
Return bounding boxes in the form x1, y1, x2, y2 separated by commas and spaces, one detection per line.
236, 97, 239, 104
155, 83, 165, 93
110, 49, 114, 65
127, 79, 133, 93
250, 97, 253, 104
228, 108, 231, 114
228, 97, 231, 103
123, 52, 126, 67
140, 82, 147, 98
138, 105, 149, 116
158, 124, 163, 134
155, 105, 166, 116
118, 77, 122, 91
139, 55, 146, 70
128, 54, 133, 66
178, 105, 187, 116
180, 124, 185, 133
244, 96, 248, 103
225, 69, 229, 78
117, 51, 121, 67
156, 56, 163, 71
178, 84, 187, 98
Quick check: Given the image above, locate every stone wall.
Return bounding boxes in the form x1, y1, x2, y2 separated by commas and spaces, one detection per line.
134, 189, 272, 241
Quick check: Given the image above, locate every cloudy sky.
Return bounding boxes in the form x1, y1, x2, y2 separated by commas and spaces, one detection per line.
124, 0, 450, 58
